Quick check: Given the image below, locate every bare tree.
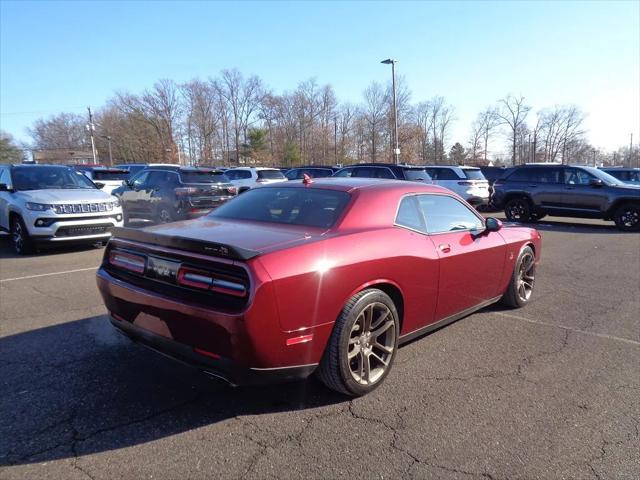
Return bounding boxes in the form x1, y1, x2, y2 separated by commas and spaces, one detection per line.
28, 113, 88, 150
362, 82, 387, 162
496, 95, 531, 166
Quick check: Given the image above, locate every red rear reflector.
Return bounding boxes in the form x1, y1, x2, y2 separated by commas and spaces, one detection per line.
111, 313, 126, 322
109, 250, 146, 273
286, 334, 313, 346
194, 347, 221, 360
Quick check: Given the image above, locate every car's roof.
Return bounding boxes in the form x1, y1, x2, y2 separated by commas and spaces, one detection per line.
342, 163, 426, 170
227, 166, 280, 171
260, 176, 446, 194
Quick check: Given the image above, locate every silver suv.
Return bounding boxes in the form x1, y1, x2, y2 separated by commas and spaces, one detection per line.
0, 164, 124, 254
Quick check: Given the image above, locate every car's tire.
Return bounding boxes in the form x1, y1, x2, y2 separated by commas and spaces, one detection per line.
613, 203, 640, 232
317, 289, 399, 397
156, 204, 176, 224
505, 197, 533, 222
10, 215, 35, 255
501, 246, 536, 308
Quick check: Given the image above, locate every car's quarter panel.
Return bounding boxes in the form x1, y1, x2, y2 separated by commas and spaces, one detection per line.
257, 227, 439, 336
495, 226, 542, 294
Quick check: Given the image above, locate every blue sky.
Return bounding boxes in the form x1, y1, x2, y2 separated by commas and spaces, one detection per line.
1, 0, 638, 152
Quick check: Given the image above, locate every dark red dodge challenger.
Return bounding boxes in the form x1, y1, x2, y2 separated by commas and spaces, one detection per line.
97, 178, 541, 396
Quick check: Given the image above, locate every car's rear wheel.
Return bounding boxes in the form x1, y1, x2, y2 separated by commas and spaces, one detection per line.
11, 216, 34, 255
613, 203, 640, 232
505, 197, 533, 222
501, 246, 536, 308
156, 204, 176, 224
317, 289, 399, 396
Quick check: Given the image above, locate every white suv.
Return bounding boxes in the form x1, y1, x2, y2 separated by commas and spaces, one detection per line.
424, 166, 490, 208
0, 164, 124, 254
224, 167, 287, 193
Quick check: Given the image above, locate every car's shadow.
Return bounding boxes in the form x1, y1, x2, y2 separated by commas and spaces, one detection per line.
0, 316, 344, 466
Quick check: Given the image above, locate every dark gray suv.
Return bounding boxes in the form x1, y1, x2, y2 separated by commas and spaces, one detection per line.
492, 165, 640, 231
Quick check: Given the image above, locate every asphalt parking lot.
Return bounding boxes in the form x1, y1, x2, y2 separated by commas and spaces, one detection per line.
1, 216, 638, 480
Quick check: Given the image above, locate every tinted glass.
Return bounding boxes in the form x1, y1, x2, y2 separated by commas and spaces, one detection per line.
564, 168, 594, 185
403, 169, 431, 181
372, 167, 395, 179
417, 194, 483, 233
131, 171, 150, 187
431, 168, 460, 180
508, 167, 561, 183
395, 196, 426, 232
304, 168, 333, 178
180, 171, 230, 183
210, 187, 351, 228
353, 167, 375, 178
285, 170, 300, 180
462, 169, 486, 180
11, 166, 97, 191
257, 170, 286, 180
92, 170, 129, 181
334, 168, 354, 177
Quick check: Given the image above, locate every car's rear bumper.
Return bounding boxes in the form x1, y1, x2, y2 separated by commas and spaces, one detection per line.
110, 315, 317, 385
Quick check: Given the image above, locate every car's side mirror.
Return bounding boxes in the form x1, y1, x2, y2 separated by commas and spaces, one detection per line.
589, 178, 604, 187
94, 182, 105, 189
485, 217, 503, 232
0, 183, 13, 192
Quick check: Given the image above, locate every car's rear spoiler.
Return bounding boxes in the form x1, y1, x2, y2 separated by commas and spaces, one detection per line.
110, 227, 260, 261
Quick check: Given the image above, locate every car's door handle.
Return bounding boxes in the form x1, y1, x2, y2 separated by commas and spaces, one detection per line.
438, 244, 451, 253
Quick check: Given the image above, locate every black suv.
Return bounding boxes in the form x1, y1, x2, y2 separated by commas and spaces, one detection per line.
112, 166, 237, 224
492, 165, 640, 231
333, 163, 432, 182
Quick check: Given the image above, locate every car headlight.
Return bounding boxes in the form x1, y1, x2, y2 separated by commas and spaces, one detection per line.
25, 202, 52, 211
111, 197, 120, 208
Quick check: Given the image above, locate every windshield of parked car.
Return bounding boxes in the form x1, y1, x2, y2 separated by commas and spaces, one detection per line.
462, 169, 486, 180
12, 166, 98, 191
583, 167, 625, 186
209, 187, 351, 228
257, 170, 286, 180
179, 171, 230, 183
402, 169, 432, 181
91, 170, 130, 181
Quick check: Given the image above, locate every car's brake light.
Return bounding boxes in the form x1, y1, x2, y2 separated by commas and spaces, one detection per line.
109, 250, 146, 273
227, 186, 237, 194
177, 267, 246, 297
175, 187, 199, 196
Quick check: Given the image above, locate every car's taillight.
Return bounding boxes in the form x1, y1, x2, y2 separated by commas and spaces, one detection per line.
227, 186, 237, 194
109, 250, 146, 273
175, 187, 199, 196
177, 266, 246, 297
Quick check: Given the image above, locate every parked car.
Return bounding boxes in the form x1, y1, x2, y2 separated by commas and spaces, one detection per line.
82, 167, 131, 194
117, 163, 177, 178
224, 167, 288, 193
423, 166, 490, 207
97, 177, 541, 396
333, 163, 432, 183
492, 164, 640, 231
599, 167, 640, 185
0, 164, 124, 254
112, 166, 237, 224
285, 166, 338, 180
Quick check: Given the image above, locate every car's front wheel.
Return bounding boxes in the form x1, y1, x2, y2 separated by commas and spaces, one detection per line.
501, 246, 536, 308
505, 197, 533, 222
317, 289, 399, 396
11, 216, 34, 255
613, 203, 640, 232
156, 204, 176, 224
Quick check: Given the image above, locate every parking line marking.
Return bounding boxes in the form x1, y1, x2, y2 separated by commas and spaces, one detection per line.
494, 311, 640, 346
0, 267, 98, 283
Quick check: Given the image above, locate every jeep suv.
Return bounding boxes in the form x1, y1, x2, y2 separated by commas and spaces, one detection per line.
492, 165, 640, 231
0, 164, 124, 254
112, 166, 237, 224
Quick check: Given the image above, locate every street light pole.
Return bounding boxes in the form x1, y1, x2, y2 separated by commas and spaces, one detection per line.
101, 135, 113, 166
381, 59, 400, 165
87, 106, 98, 165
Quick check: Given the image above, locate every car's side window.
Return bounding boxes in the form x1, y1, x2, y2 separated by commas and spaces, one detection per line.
372, 167, 395, 179
395, 196, 426, 233
417, 194, 484, 234
240, 171, 253, 179
131, 171, 150, 188
0, 168, 11, 186
507, 168, 534, 182
285, 170, 299, 180
433, 168, 459, 180
564, 168, 594, 185
334, 168, 354, 177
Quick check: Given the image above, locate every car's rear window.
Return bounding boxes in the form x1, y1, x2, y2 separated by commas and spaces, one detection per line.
179, 171, 230, 183
462, 169, 486, 180
257, 170, 286, 180
402, 169, 432, 181
92, 170, 129, 181
210, 187, 351, 228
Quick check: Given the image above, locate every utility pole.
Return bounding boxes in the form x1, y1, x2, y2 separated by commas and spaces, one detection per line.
87, 107, 98, 165
334, 116, 338, 166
